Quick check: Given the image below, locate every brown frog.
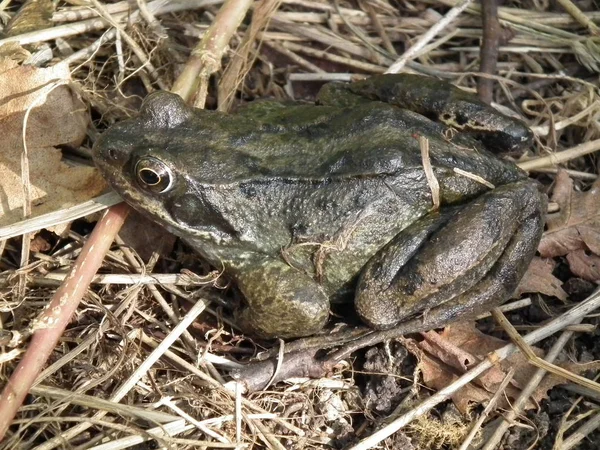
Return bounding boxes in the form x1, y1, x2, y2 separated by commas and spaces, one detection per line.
93, 74, 546, 339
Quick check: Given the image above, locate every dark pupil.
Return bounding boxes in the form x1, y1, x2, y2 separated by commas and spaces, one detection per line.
139, 169, 160, 186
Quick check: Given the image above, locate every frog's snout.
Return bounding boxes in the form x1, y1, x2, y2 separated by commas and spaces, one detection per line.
503, 121, 534, 151
92, 128, 133, 174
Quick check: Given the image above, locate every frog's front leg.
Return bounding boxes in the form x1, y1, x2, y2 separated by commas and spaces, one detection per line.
355, 180, 545, 330
228, 255, 330, 339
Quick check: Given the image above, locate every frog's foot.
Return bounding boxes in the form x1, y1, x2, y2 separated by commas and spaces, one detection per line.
355, 180, 545, 330
231, 256, 330, 339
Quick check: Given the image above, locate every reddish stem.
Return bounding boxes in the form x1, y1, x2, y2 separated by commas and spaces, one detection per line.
0, 203, 130, 440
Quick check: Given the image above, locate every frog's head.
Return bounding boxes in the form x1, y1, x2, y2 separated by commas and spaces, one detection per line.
93, 91, 234, 244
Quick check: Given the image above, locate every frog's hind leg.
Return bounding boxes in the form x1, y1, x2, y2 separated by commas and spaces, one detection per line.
230, 256, 330, 339
343, 74, 533, 153
355, 180, 545, 330
417, 198, 544, 330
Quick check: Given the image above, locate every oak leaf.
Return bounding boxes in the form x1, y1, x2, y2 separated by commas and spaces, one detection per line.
409, 322, 596, 414
539, 171, 600, 260
514, 257, 567, 301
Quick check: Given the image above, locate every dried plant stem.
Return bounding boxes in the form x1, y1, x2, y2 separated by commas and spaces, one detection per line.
517, 139, 600, 171
16, 272, 212, 286
0, 0, 216, 48
420, 136, 440, 209
159, 398, 230, 443
281, 40, 386, 73
63, 28, 117, 65
142, 333, 306, 444
171, 0, 253, 105
347, 288, 600, 450
0, 203, 130, 441
458, 367, 515, 450
561, 409, 600, 450
481, 322, 581, 450
87, 0, 165, 89
363, 1, 396, 54
554, 0, 600, 34
53, 0, 222, 22
29, 385, 178, 423
0, 192, 121, 240
33, 299, 209, 450
264, 41, 325, 74
218, 0, 282, 111
493, 309, 600, 393
435, 0, 581, 40
386, 0, 474, 73
530, 101, 599, 136
34, 286, 145, 384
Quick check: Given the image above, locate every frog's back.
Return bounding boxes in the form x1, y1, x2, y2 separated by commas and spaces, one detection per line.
181, 101, 524, 192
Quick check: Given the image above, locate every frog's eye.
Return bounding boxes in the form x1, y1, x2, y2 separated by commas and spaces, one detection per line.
134, 157, 174, 193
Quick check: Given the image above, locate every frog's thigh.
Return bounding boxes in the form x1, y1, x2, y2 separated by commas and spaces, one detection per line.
418, 202, 544, 329
356, 180, 544, 329
231, 257, 329, 339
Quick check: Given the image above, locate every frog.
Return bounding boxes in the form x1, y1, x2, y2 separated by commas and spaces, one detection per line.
93, 74, 546, 339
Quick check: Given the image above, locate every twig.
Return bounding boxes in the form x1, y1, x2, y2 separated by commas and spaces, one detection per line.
280, 40, 386, 73
363, 0, 396, 54
12, 272, 214, 286
218, 0, 283, 111
0, 191, 121, 240
29, 385, 178, 423
0, 0, 219, 47
159, 397, 231, 444
561, 409, 600, 450
87, 0, 166, 89
63, 27, 117, 65
477, 0, 500, 103
264, 41, 325, 75
419, 136, 440, 210
533, 167, 597, 181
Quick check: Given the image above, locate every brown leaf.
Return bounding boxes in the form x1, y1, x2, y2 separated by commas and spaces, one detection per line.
514, 256, 567, 301
0, 52, 106, 227
407, 339, 491, 414
539, 171, 600, 258
566, 250, 600, 282
410, 322, 590, 414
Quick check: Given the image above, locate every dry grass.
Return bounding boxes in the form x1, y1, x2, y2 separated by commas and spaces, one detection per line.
0, 0, 599, 449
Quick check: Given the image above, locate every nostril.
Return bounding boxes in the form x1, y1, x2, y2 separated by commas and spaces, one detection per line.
107, 148, 118, 160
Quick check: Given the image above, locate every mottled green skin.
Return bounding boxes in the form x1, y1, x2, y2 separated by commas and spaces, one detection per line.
93, 74, 546, 339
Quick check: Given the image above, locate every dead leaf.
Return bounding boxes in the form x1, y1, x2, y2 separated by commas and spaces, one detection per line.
539, 171, 600, 258
514, 256, 567, 301
566, 250, 600, 282
0, 50, 106, 228
409, 322, 594, 414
